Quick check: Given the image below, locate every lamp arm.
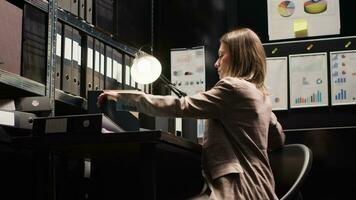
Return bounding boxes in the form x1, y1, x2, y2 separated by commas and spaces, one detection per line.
159, 75, 187, 98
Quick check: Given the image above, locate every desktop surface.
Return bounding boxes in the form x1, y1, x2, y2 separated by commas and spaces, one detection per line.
12, 130, 203, 200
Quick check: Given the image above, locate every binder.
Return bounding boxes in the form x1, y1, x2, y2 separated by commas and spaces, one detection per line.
124, 54, 131, 89
112, 49, 123, 89
62, 24, 73, 94
87, 91, 140, 131
58, 0, 71, 13
85, 0, 93, 24
84, 35, 94, 98
32, 113, 124, 136
105, 46, 115, 89
93, 38, 101, 91
94, 0, 114, 34
55, 20, 63, 90
0, 109, 36, 137
15, 96, 52, 117
71, 28, 81, 96
99, 41, 105, 90
70, 0, 79, 16
22, 4, 47, 84
0, 0, 22, 75
79, 0, 85, 20
130, 56, 137, 89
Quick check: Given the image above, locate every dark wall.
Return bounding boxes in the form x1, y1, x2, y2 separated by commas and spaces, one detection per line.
114, 0, 151, 48
154, 0, 226, 92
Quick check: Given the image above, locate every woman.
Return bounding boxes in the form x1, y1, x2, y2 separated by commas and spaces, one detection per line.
97, 28, 285, 200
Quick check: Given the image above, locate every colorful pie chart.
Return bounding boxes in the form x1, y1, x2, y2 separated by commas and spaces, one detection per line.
278, 1, 295, 17
304, 0, 327, 14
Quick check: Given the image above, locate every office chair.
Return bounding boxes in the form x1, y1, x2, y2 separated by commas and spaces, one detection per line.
268, 144, 313, 200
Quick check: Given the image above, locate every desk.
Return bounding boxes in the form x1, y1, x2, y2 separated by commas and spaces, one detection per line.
14, 130, 203, 200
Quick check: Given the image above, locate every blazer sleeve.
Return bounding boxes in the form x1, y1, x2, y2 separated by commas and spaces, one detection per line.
268, 112, 285, 151
116, 79, 236, 119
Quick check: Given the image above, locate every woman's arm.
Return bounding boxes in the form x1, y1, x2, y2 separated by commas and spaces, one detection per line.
268, 112, 285, 151
97, 79, 236, 119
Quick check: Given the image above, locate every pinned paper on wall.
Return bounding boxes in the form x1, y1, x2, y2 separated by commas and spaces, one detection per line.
171, 46, 206, 138
267, 0, 340, 41
170, 46, 205, 95
289, 52, 329, 108
329, 50, 356, 106
266, 57, 288, 110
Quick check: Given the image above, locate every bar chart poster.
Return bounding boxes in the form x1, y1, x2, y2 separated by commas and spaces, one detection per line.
330, 50, 356, 105
289, 52, 328, 108
266, 57, 288, 110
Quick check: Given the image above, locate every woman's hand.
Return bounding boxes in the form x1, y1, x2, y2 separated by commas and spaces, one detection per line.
96, 90, 120, 108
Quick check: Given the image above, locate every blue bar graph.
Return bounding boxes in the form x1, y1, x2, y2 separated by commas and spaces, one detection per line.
334, 77, 346, 84
335, 89, 347, 100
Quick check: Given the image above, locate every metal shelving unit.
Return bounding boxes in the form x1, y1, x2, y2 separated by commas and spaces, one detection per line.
1, 0, 140, 113
24, 0, 138, 56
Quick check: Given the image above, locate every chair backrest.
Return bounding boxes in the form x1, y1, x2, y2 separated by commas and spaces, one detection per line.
268, 144, 313, 200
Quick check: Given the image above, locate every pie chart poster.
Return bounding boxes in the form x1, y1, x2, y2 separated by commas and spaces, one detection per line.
267, 0, 340, 40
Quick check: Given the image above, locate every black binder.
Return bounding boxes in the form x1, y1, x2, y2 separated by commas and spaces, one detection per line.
79, 0, 85, 20
123, 54, 131, 89
58, 0, 71, 13
99, 41, 105, 90
70, 0, 79, 16
93, 38, 100, 91
112, 49, 123, 89
105, 46, 115, 89
15, 96, 52, 117
94, 0, 114, 34
32, 113, 124, 136
71, 28, 81, 96
129, 57, 137, 89
85, 0, 93, 24
0, 109, 36, 137
84, 35, 94, 98
55, 20, 63, 90
22, 4, 47, 84
62, 24, 73, 94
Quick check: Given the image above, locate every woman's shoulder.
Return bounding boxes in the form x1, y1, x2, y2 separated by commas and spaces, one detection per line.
216, 77, 250, 88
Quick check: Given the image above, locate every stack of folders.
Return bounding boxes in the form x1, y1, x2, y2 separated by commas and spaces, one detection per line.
56, 25, 125, 98
84, 37, 124, 98
32, 113, 123, 136
0, 96, 52, 137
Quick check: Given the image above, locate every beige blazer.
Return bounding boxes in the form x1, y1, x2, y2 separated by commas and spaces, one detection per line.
117, 77, 285, 199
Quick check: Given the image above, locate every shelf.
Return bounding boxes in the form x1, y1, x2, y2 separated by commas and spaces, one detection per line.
0, 69, 86, 110
23, 0, 138, 57
23, 0, 48, 13
0, 69, 45, 97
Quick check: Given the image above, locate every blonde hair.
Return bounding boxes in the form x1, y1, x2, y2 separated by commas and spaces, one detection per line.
220, 28, 268, 94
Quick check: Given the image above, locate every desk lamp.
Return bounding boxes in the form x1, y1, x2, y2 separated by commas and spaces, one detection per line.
131, 50, 186, 98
